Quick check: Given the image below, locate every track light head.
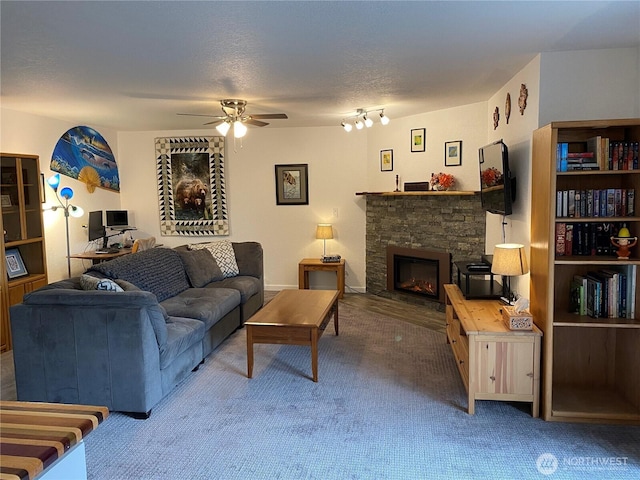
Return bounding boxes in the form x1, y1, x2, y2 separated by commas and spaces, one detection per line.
364, 115, 373, 128
380, 111, 390, 125
355, 119, 363, 130
342, 121, 353, 132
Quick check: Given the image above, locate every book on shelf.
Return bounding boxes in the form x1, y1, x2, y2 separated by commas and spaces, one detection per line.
555, 189, 634, 219
575, 266, 636, 319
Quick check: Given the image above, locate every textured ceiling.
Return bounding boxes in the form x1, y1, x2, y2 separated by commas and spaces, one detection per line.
1, 1, 639, 131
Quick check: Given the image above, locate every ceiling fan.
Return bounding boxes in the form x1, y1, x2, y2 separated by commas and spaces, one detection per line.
177, 99, 288, 138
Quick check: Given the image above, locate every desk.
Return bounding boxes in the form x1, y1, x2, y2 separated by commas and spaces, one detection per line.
298, 258, 345, 299
70, 248, 132, 265
0, 401, 108, 480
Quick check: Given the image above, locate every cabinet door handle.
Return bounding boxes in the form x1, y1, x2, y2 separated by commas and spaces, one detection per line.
451, 339, 457, 344
459, 359, 464, 365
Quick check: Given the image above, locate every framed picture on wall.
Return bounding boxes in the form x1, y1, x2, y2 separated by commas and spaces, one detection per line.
411, 128, 426, 152
275, 164, 309, 205
444, 140, 462, 166
380, 149, 393, 171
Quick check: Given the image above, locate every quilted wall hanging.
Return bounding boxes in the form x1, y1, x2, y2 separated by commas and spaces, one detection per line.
155, 136, 228, 236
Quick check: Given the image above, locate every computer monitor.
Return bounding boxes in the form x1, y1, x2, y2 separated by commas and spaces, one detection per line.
105, 210, 129, 227
88, 211, 107, 248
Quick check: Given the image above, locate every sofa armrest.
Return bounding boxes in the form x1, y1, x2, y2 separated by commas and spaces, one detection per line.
10, 293, 166, 413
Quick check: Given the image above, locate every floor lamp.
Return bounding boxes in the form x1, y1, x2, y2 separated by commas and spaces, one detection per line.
46, 174, 84, 278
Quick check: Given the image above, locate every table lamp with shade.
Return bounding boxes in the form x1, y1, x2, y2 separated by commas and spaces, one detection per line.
316, 224, 333, 259
491, 243, 529, 305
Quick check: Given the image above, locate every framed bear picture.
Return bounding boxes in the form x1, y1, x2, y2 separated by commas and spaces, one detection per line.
155, 136, 228, 236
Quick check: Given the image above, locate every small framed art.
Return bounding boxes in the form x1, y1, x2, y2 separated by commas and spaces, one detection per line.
5, 248, 28, 279
445, 140, 462, 166
411, 128, 425, 153
275, 164, 309, 205
1, 194, 11, 208
380, 149, 393, 171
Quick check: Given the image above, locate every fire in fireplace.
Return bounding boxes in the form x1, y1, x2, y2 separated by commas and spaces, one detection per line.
386, 246, 451, 303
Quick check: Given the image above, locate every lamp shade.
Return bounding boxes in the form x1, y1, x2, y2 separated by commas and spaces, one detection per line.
47, 173, 61, 191
216, 121, 231, 136
316, 224, 333, 240
491, 243, 529, 276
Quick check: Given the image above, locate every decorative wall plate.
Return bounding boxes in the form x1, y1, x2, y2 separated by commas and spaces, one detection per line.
505, 93, 511, 124
519, 83, 528, 115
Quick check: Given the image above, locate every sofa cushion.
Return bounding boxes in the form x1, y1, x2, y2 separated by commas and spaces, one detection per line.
160, 317, 205, 370
160, 288, 241, 330
80, 274, 124, 292
189, 241, 239, 278
177, 248, 224, 287
204, 275, 262, 303
89, 248, 190, 302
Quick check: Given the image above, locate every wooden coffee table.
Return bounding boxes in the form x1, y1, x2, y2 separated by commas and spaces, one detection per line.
246, 289, 339, 382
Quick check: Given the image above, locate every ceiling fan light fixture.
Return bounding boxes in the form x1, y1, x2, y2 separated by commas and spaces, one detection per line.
380, 111, 390, 125
233, 120, 247, 138
342, 121, 352, 132
364, 115, 373, 128
216, 121, 231, 136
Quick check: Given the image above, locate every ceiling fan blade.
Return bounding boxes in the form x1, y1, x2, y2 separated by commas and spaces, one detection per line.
203, 119, 225, 126
245, 119, 269, 127
249, 113, 288, 120
177, 113, 225, 118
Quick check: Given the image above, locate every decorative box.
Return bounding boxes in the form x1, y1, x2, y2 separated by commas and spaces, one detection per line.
404, 181, 430, 191
501, 305, 533, 330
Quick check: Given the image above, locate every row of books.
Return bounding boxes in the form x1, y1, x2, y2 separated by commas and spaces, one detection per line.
555, 222, 630, 257
570, 266, 636, 319
556, 189, 635, 218
556, 137, 639, 172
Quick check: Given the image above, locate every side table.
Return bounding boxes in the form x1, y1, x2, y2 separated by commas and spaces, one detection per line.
298, 258, 345, 299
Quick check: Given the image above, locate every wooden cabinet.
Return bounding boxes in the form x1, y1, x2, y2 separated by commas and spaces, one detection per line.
1, 153, 48, 352
531, 119, 640, 424
444, 284, 542, 417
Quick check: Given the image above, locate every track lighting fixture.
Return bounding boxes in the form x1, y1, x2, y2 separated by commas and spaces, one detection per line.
340, 108, 390, 132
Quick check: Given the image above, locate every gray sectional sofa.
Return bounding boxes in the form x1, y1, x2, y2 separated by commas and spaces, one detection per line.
9, 241, 263, 418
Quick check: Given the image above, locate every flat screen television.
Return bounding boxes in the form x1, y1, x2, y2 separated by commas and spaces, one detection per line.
478, 139, 516, 215
105, 210, 128, 227
88, 210, 107, 247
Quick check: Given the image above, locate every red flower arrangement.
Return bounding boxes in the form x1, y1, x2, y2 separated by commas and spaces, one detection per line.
430, 172, 455, 190
481, 167, 503, 188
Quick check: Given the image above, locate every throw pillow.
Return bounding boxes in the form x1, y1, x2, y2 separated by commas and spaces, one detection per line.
80, 274, 124, 292
177, 249, 224, 287
189, 241, 239, 278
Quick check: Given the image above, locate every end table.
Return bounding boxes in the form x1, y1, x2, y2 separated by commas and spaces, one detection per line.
298, 258, 345, 299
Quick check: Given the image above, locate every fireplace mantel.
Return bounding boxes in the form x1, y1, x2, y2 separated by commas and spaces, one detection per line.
356, 191, 477, 196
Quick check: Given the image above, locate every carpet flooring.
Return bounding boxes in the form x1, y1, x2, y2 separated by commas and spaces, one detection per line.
81, 299, 639, 479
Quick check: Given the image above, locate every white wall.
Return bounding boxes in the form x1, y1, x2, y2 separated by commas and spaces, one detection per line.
366, 102, 487, 193
539, 47, 640, 125
117, 126, 368, 291
0, 109, 121, 281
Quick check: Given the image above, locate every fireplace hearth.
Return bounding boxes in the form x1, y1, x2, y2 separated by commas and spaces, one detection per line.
386, 246, 451, 304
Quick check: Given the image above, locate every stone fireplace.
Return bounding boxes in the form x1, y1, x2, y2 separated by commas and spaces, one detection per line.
387, 246, 451, 303
364, 192, 485, 310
